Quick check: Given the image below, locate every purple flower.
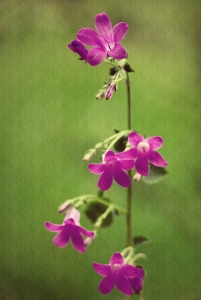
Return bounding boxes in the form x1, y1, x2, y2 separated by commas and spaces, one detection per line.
45, 208, 94, 252
88, 150, 135, 191
105, 84, 117, 100
68, 39, 88, 61
117, 132, 168, 176
93, 252, 145, 295
77, 13, 128, 66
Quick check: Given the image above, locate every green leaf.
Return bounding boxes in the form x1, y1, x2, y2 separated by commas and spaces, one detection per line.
133, 235, 149, 246
84, 201, 113, 228
142, 164, 168, 184
124, 63, 135, 73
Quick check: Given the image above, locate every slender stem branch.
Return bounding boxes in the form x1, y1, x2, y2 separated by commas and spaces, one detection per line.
126, 72, 131, 130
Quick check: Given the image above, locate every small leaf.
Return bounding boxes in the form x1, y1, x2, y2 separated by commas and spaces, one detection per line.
142, 164, 168, 184
114, 135, 128, 152
124, 63, 135, 73
110, 67, 118, 76
133, 235, 149, 246
84, 201, 113, 228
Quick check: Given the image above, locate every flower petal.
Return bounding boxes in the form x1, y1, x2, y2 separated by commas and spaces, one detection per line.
113, 22, 129, 43
121, 265, 140, 278
71, 229, 86, 252
116, 274, 134, 295
116, 148, 136, 160
128, 269, 145, 292
68, 39, 88, 60
128, 132, 144, 148
52, 231, 70, 248
108, 43, 127, 59
45, 221, 63, 232
95, 13, 112, 41
98, 169, 113, 191
77, 28, 101, 46
148, 151, 168, 167
146, 136, 163, 150
119, 159, 135, 170
104, 150, 116, 162
114, 168, 131, 187
65, 208, 80, 224
79, 226, 95, 238
110, 252, 124, 265
87, 47, 107, 66
135, 154, 149, 176
88, 163, 105, 174
98, 275, 115, 294
93, 263, 110, 276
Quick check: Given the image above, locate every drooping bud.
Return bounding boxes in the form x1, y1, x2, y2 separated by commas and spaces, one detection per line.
134, 173, 142, 181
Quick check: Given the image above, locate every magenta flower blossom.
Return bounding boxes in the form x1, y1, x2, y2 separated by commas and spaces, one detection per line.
93, 252, 145, 295
45, 208, 94, 252
88, 150, 135, 191
117, 132, 168, 176
68, 39, 88, 61
77, 13, 128, 66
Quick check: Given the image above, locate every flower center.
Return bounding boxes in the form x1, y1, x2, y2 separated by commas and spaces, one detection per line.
107, 159, 116, 168
137, 141, 150, 153
111, 263, 121, 274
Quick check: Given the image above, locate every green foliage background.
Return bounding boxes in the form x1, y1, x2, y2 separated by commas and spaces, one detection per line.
0, 0, 201, 299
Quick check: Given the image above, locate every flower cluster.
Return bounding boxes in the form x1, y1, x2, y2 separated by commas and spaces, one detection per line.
45, 11, 169, 298
88, 131, 168, 190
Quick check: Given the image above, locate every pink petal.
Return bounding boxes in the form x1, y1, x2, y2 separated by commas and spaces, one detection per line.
116, 148, 136, 160
98, 275, 115, 294
119, 159, 135, 170
79, 226, 95, 238
95, 13, 112, 41
128, 132, 144, 148
52, 231, 70, 248
114, 168, 131, 187
113, 22, 129, 43
135, 154, 149, 176
104, 150, 116, 162
65, 208, 80, 224
45, 221, 63, 232
110, 252, 124, 265
121, 265, 139, 278
71, 230, 86, 252
116, 275, 134, 295
146, 136, 163, 150
148, 151, 168, 167
108, 43, 127, 59
87, 47, 107, 66
88, 163, 105, 174
77, 28, 100, 46
98, 169, 113, 191
93, 263, 110, 276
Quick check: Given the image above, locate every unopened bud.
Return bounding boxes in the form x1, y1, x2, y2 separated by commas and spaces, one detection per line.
134, 173, 142, 181
105, 84, 117, 100
96, 90, 105, 100
58, 199, 72, 213
83, 149, 96, 161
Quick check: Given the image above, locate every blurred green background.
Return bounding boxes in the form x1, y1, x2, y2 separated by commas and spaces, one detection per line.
0, 0, 201, 299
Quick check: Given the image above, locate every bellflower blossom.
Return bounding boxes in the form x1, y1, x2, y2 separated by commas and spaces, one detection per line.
88, 150, 135, 191
117, 132, 168, 176
68, 39, 88, 61
45, 208, 94, 252
93, 252, 145, 295
77, 13, 128, 66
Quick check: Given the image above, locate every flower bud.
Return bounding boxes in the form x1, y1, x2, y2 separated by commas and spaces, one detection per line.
134, 173, 142, 181
105, 84, 117, 100
58, 199, 72, 213
68, 39, 88, 61
83, 149, 96, 161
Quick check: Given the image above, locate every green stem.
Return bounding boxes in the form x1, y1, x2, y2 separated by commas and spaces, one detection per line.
126, 72, 132, 248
